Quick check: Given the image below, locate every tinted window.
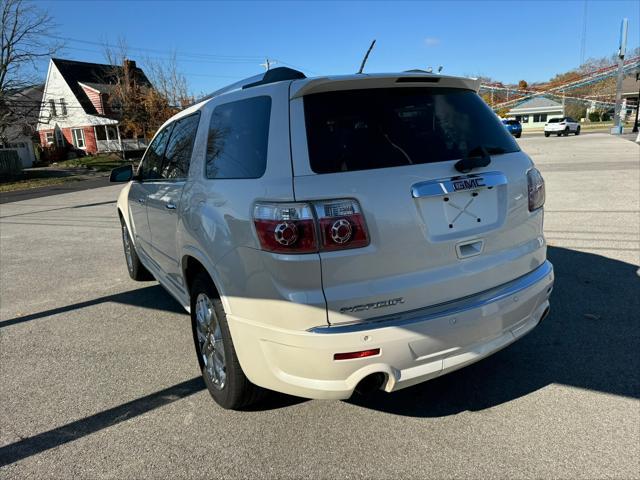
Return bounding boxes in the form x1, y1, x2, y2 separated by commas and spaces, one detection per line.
140, 125, 173, 180
162, 113, 200, 179
504, 119, 519, 125
206, 96, 271, 179
304, 88, 520, 174
548, 118, 561, 123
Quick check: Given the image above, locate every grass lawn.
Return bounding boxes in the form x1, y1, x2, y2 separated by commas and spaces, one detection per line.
0, 170, 87, 193
0, 155, 137, 193
55, 154, 136, 172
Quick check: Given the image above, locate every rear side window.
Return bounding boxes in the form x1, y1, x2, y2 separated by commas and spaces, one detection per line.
206, 96, 271, 179
304, 88, 520, 174
162, 113, 200, 179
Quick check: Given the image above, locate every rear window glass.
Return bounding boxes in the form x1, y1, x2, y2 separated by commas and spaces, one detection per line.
206, 96, 271, 179
503, 119, 519, 125
548, 118, 562, 123
304, 88, 519, 174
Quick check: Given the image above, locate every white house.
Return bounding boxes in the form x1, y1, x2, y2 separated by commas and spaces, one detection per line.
1, 84, 44, 167
506, 96, 564, 129
36, 58, 151, 155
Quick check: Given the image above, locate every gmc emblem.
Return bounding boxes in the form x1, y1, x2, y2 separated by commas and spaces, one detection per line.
452, 178, 485, 191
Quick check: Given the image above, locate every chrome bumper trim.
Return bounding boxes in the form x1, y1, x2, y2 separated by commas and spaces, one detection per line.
309, 261, 553, 334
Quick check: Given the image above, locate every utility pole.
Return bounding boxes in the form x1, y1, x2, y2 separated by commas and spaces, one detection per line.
612, 18, 628, 135
633, 72, 639, 133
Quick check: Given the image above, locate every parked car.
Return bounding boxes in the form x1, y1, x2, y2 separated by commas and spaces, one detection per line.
501, 119, 522, 138
111, 68, 554, 409
544, 117, 580, 136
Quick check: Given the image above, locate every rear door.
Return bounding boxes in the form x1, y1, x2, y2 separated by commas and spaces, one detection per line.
290, 86, 546, 325
146, 113, 201, 288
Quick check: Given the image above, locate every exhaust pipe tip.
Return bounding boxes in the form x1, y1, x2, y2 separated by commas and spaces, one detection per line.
354, 372, 386, 396
540, 306, 550, 322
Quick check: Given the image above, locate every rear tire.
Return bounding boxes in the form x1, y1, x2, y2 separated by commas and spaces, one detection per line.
190, 272, 264, 410
120, 218, 152, 281
575, 126, 580, 135
515, 132, 521, 138
544, 132, 550, 137
563, 127, 570, 136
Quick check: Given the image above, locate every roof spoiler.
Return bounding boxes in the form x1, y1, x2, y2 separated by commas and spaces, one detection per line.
290, 73, 481, 99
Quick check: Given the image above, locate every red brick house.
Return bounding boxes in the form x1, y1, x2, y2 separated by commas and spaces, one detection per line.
37, 58, 152, 155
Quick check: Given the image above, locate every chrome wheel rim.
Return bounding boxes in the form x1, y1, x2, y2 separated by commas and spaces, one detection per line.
195, 293, 226, 389
122, 225, 133, 271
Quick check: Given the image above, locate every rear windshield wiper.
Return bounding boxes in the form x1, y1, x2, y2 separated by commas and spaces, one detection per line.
454, 145, 506, 173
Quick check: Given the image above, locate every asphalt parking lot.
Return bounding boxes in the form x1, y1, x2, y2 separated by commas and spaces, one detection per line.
1, 133, 638, 478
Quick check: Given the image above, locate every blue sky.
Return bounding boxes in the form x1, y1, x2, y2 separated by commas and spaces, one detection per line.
37, 0, 639, 94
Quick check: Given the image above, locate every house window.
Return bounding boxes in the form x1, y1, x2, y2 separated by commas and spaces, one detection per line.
95, 126, 107, 141
45, 132, 54, 145
48, 99, 57, 117
521, 115, 529, 123
72, 128, 86, 148
533, 114, 540, 122
59, 98, 67, 116
540, 114, 547, 122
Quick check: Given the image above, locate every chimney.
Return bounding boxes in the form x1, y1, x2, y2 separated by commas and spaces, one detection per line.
123, 59, 137, 88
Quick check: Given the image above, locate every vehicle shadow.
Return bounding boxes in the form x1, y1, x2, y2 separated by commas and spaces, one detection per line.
349, 246, 640, 416
0, 284, 184, 329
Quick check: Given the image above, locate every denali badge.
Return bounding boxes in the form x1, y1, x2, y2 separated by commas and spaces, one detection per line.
452, 178, 485, 191
340, 297, 405, 314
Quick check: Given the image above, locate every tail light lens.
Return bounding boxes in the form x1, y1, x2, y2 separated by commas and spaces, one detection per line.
253, 199, 369, 254
527, 168, 545, 211
253, 203, 317, 253
314, 199, 369, 251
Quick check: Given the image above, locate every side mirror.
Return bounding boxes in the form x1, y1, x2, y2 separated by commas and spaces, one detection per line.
110, 164, 134, 182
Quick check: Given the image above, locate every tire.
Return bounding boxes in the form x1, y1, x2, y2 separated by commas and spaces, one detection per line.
556, 132, 562, 137
190, 272, 264, 409
120, 217, 152, 281
575, 126, 580, 135
544, 132, 550, 137
563, 127, 570, 136
515, 132, 521, 138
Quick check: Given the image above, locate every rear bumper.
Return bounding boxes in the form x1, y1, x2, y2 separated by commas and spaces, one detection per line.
226, 261, 554, 400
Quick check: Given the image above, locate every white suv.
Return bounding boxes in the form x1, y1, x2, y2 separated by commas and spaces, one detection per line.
544, 116, 580, 136
111, 68, 554, 409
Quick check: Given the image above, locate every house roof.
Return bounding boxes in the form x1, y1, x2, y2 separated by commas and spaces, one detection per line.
510, 96, 563, 111
51, 58, 151, 115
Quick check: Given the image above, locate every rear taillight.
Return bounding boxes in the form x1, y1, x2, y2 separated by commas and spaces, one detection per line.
253, 203, 317, 253
253, 199, 369, 254
527, 168, 545, 211
314, 199, 369, 251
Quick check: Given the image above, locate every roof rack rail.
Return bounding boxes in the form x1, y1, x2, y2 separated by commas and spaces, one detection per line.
195, 67, 306, 105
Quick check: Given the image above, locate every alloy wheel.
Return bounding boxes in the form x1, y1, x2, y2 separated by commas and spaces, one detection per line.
195, 293, 226, 389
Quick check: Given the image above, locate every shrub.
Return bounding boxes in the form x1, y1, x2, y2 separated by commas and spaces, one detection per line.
588, 112, 601, 122
601, 112, 611, 121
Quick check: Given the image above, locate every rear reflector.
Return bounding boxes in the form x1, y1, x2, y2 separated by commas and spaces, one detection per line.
334, 348, 380, 361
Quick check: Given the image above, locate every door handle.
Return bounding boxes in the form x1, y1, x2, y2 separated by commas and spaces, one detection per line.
137, 198, 145, 204
165, 203, 177, 210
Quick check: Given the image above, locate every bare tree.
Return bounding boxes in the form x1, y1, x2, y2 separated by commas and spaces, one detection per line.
101, 39, 192, 139
145, 52, 191, 109
0, 0, 61, 142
